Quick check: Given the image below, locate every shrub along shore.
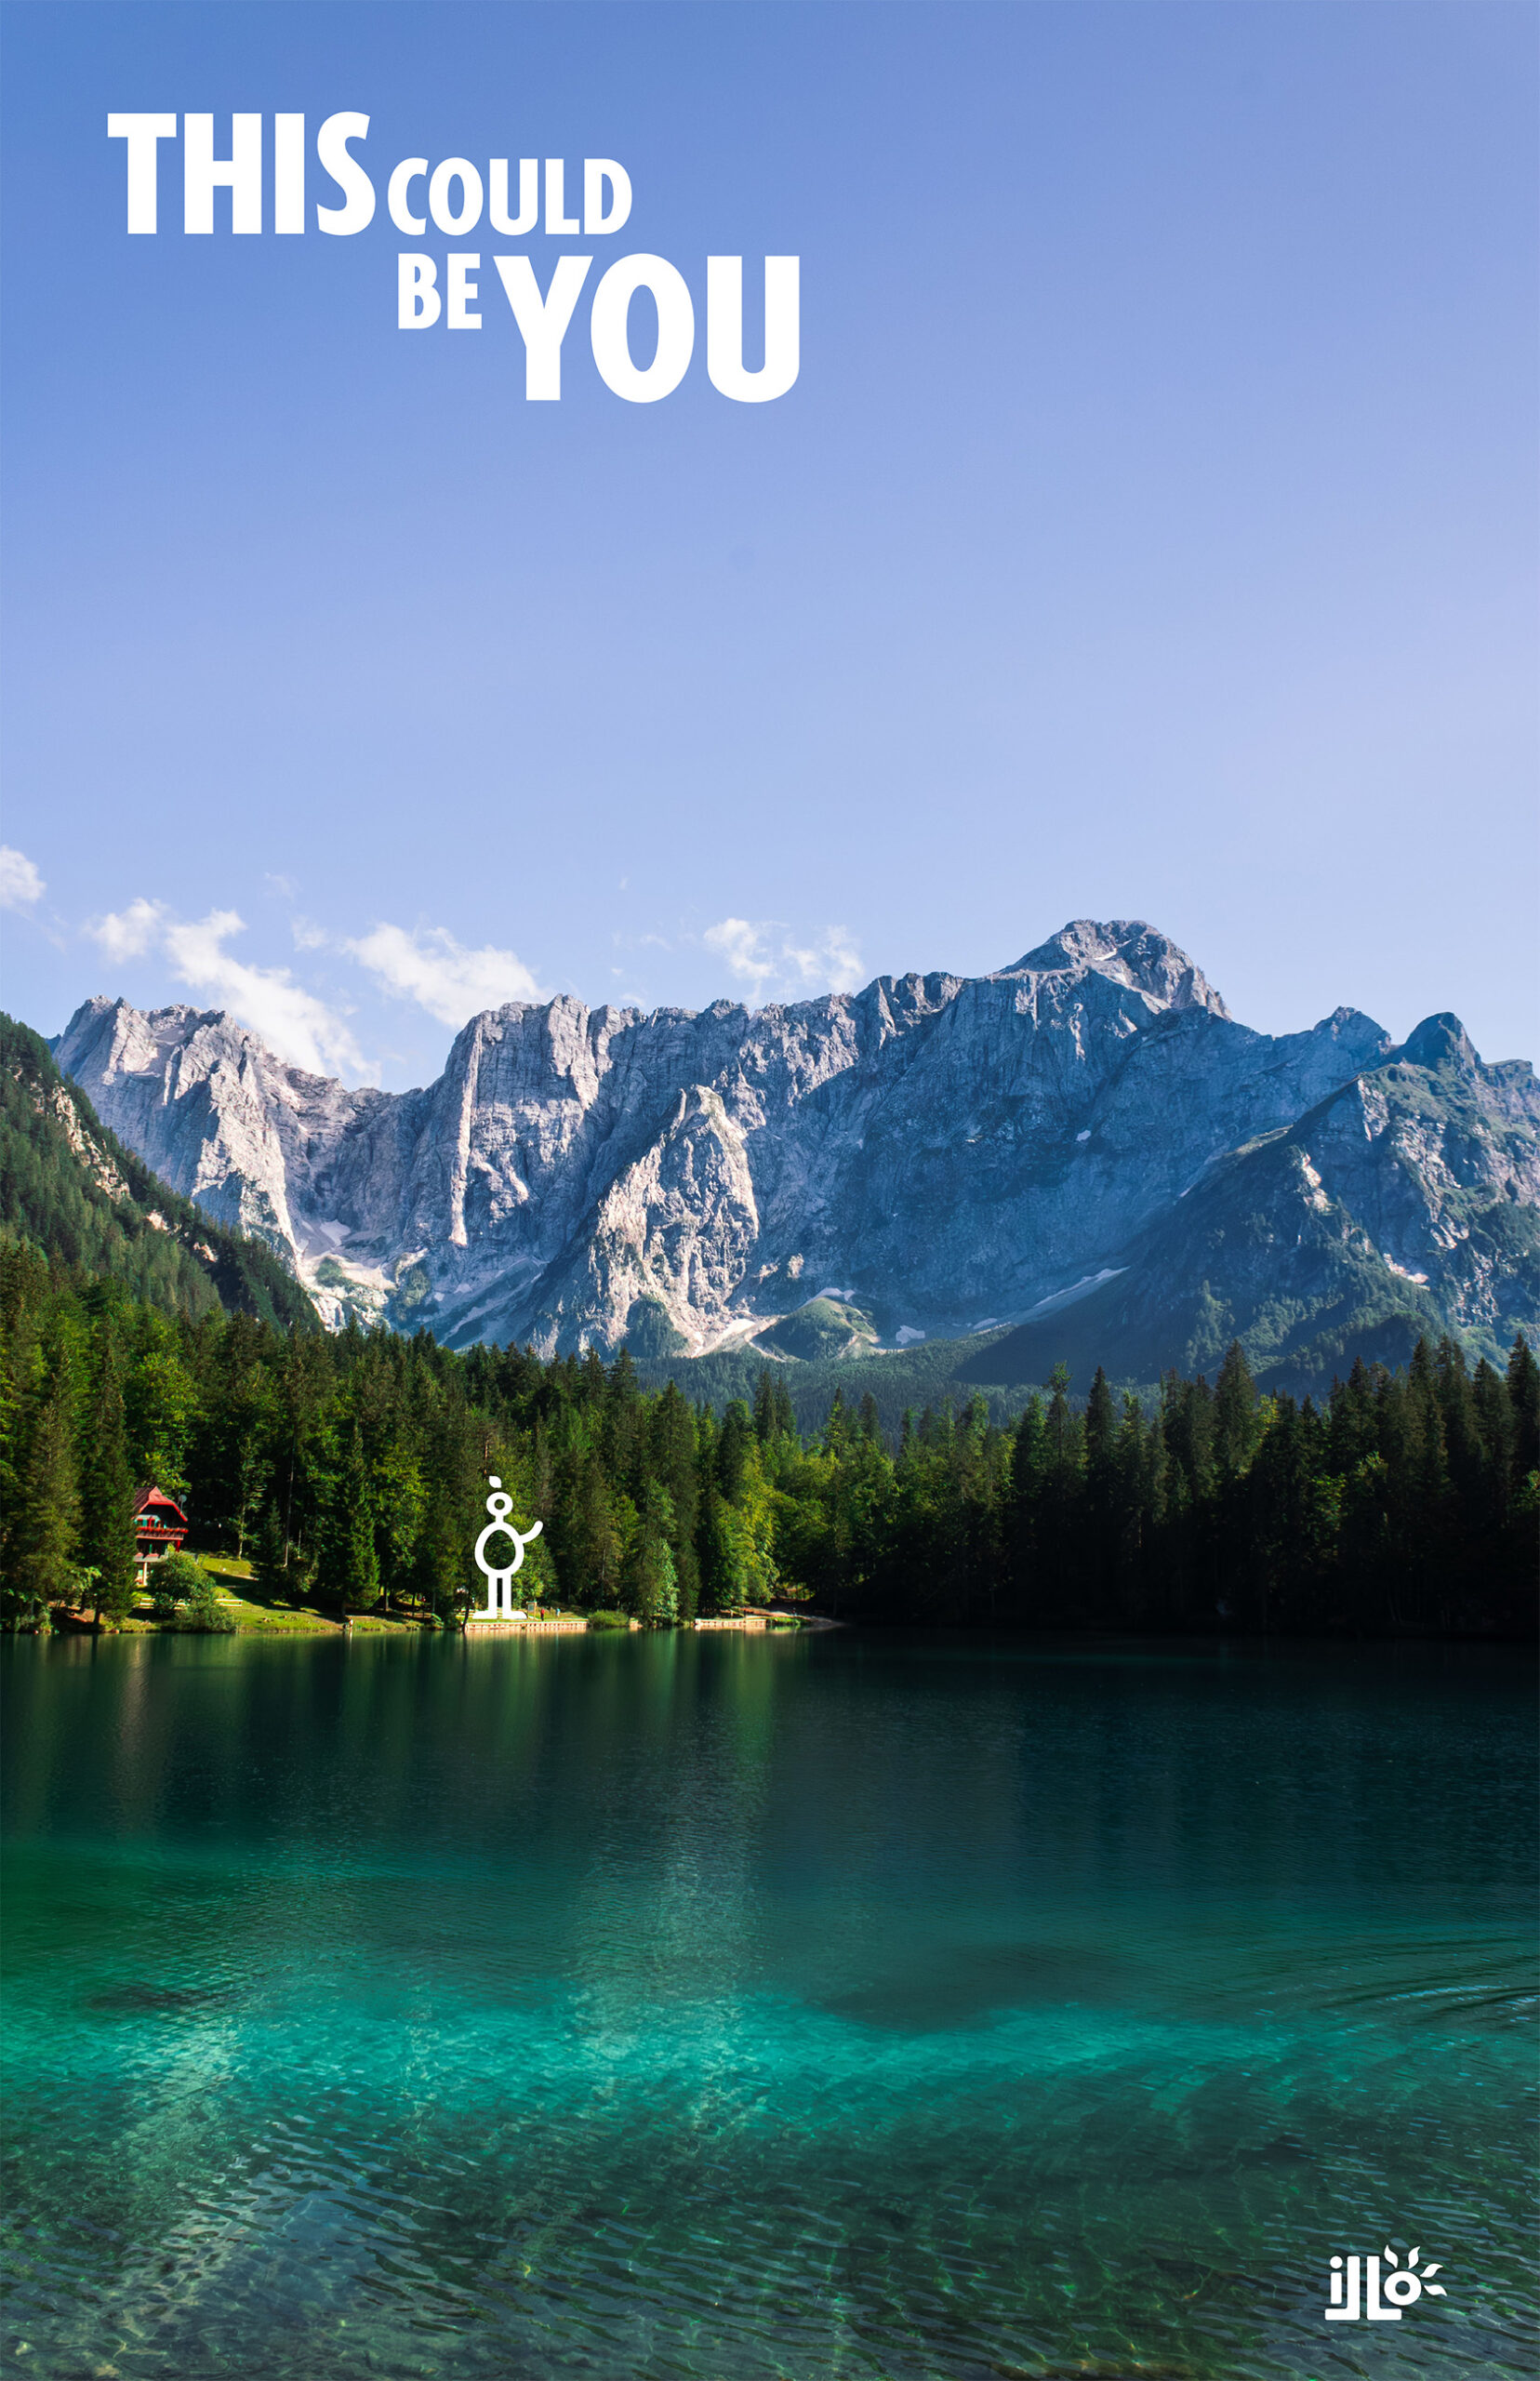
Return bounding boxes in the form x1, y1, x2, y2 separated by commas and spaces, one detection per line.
2, 1242, 1534, 1640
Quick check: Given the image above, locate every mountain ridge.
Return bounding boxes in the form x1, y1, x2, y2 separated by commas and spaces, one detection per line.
51, 919, 1539, 1384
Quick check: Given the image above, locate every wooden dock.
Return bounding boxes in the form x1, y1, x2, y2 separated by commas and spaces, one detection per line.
463, 1615, 591, 1634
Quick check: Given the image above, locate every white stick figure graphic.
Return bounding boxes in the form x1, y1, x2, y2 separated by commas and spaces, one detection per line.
471, 1477, 543, 1618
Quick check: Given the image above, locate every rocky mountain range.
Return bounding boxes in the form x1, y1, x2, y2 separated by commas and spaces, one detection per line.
52, 920, 1540, 1387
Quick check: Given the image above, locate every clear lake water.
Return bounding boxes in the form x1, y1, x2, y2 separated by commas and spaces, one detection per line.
1, 1628, 1534, 2380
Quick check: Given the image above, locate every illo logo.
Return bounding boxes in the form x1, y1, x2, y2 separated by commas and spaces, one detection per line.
1325, 2246, 1445, 2321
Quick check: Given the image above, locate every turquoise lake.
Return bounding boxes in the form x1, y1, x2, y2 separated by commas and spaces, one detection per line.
2, 1630, 1534, 2380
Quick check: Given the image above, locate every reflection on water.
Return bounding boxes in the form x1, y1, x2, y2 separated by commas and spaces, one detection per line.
2, 1630, 1534, 2379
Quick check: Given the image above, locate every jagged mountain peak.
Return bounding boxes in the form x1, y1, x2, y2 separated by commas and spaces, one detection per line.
1000, 919, 1230, 1019
72, 992, 221, 1031
1398, 1012, 1480, 1075
60, 993, 257, 1068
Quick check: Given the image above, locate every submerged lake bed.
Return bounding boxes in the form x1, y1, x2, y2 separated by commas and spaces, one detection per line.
2, 1630, 1534, 2380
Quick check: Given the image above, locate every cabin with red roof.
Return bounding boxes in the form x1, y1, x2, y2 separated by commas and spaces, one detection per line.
133, 1486, 190, 1584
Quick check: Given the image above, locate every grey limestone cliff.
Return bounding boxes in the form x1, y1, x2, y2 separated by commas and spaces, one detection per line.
53, 920, 1539, 1378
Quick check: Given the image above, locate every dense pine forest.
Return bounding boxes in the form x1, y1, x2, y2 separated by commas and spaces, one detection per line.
2, 1237, 1533, 1638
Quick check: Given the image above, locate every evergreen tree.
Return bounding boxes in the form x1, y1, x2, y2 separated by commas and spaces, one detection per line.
124, 1313, 197, 1498
1328, 1357, 1380, 1477
321, 1424, 381, 1614
647, 1385, 700, 1619
8, 1331, 81, 1618
1213, 1341, 1259, 1476
252, 1497, 290, 1600
77, 1322, 138, 1625
1508, 1333, 1539, 1480
1010, 1394, 1048, 1616
697, 1483, 743, 1614
1113, 1391, 1153, 1620
718, 1399, 753, 1503
1045, 1364, 1073, 1468
624, 1480, 678, 1624
1073, 1365, 1116, 1617
1471, 1357, 1514, 1504
608, 1344, 640, 1410
1435, 1337, 1488, 1549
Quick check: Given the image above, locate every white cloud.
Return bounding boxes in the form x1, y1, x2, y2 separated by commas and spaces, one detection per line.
703, 917, 865, 1002
704, 918, 773, 990
344, 924, 543, 1027
88, 896, 166, 963
785, 926, 864, 995
86, 899, 367, 1080
0, 846, 45, 911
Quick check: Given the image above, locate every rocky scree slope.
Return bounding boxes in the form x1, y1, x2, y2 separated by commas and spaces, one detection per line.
52, 921, 1538, 1381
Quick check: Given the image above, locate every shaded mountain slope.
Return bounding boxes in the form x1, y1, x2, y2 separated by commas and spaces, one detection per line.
0, 1013, 317, 1330
959, 1014, 1539, 1393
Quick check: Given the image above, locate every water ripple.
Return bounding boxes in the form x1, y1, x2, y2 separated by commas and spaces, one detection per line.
4, 1633, 1534, 2380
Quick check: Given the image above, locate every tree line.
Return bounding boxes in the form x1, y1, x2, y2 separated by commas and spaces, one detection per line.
1, 1239, 1534, 1637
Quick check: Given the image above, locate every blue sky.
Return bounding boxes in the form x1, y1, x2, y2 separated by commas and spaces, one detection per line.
2, 1, 1534, 1087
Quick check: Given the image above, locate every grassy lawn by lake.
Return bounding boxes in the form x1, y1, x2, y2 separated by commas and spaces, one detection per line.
127, 1556, 434, 1636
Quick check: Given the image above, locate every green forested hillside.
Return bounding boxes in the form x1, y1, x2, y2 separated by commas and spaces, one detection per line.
0, 1013, 315, 1332
2, 1226, 1533, 1639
